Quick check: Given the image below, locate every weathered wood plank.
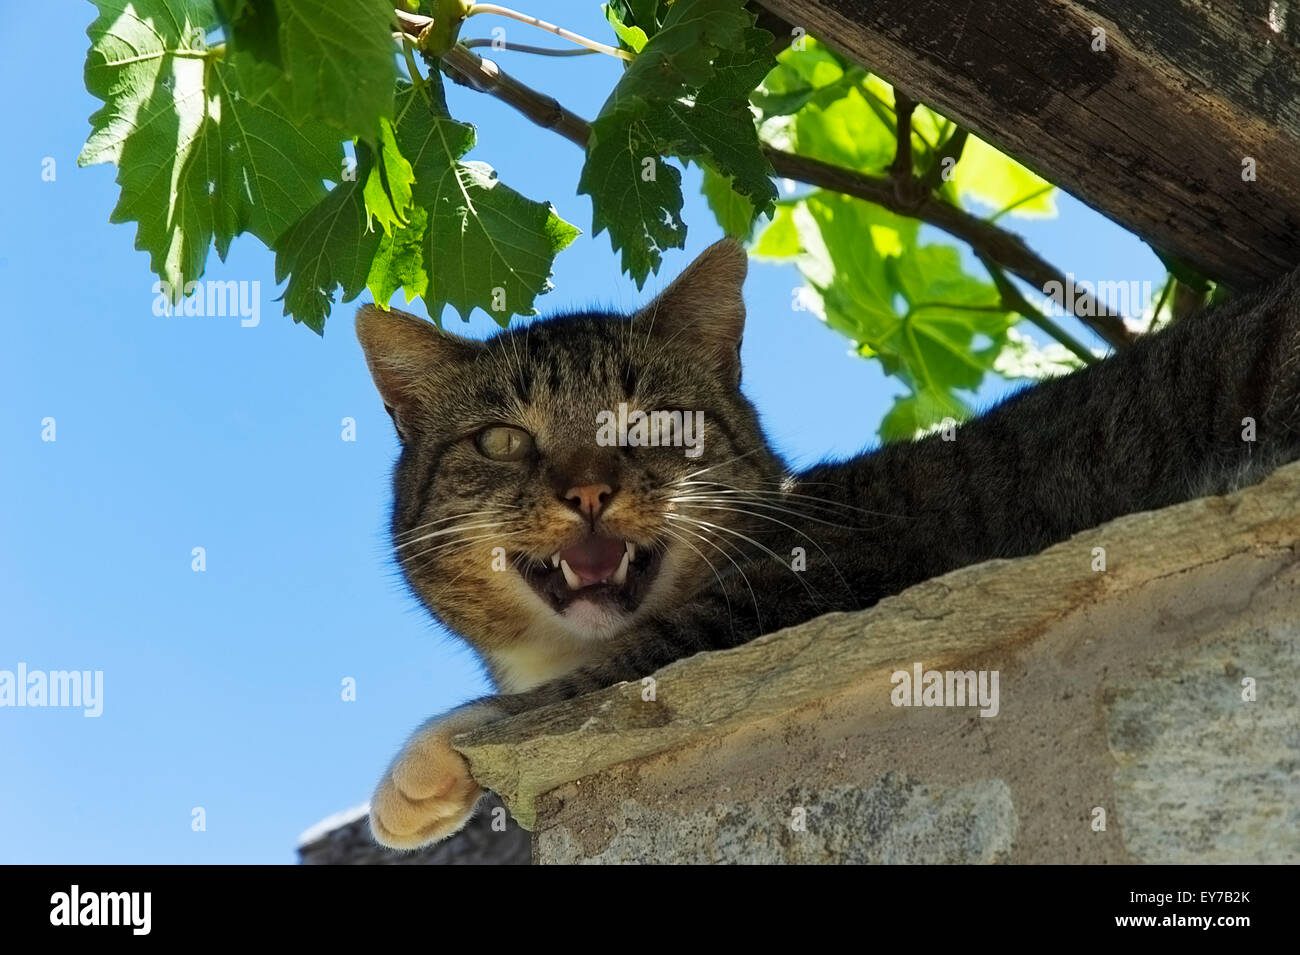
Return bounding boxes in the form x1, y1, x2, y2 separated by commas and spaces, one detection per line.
758, 0, 1300, 288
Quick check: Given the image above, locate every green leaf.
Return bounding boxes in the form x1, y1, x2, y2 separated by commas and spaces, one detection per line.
791, 192, 1017, 438
368, 204, 429, 305
79, 0, 342, 291
751, 202, 801, 258
269, 0, 396, 138
606, 0, 750, 103
949, 134, 1056, 219
580, 127, 687, 285
580, 0, 776, 284
789, 84, 897, 173
273, 150, 380, 333
751, 37, 856, 119
669, 27, 777, 205
879, 390, 972, 443
217, 0, 397, 137
373, 82, 581, 324
275, 81, 579, 330
214, 0, 281, 67
604, 2, 649, 53
624, 0, 663, 31
363, 118, 415, 235
701, 163, 756, 239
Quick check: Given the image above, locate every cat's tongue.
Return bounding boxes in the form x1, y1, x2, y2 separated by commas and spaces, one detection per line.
559, 536, 626, 586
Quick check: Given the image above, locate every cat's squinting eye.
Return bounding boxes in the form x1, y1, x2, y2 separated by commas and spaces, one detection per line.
475, 425, 534, 462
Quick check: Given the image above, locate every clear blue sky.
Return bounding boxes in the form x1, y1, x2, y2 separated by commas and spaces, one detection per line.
0, 1, 1162, 863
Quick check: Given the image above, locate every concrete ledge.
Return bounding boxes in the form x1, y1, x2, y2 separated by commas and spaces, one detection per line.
456, 462, 1300, 863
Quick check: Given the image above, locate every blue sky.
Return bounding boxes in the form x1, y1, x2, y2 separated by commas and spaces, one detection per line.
0, 1, 1163, 863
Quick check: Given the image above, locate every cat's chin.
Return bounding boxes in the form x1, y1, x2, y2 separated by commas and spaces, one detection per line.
556, 595, 629, 636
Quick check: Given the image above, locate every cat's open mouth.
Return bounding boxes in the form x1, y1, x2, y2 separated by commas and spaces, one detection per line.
515, 535, 660, 614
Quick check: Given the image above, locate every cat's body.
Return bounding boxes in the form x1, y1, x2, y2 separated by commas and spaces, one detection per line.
357, 240, 1300, 848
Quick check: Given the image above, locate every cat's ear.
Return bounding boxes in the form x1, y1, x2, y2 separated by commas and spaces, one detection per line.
355, 304, 481, 440
637, 238, 748, 384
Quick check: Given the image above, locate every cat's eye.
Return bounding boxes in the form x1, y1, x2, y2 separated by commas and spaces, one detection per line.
474, 425, 534, 462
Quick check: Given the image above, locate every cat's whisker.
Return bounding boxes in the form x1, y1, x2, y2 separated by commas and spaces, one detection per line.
416, 539, 524, 602
676, 448, 764, 484
404, 532, 522, 577
665, 486, 871, 526
668, 499, 856, 596
660, 522, 754, 634
664, 513, 823, 600
666, 493, 867, 530
394, 506, 520, 543
404, 531, 511, 560
673, 479, 907, 521
395, 521, 513, 551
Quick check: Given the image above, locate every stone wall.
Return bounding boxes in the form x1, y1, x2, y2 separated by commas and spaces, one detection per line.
451, 461, 1300, 864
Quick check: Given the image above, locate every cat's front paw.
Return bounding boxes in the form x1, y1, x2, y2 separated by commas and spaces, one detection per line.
369, 702, 501, 849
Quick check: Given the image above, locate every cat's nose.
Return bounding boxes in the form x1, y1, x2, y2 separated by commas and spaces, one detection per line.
562, 483, 616, 522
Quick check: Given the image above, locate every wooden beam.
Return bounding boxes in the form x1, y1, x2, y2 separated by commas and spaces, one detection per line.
759, 0, 1300, 289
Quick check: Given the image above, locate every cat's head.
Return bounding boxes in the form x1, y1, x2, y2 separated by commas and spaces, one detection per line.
356, 240, 783, 690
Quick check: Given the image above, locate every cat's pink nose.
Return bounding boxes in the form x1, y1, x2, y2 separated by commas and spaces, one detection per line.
563, 483, 615, 521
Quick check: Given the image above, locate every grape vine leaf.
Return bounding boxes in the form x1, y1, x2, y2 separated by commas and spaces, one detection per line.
604, 2, 649, 53
276, 80, 580, 331
621, 0, 664, 32
214, 0, 281, 67
748, 41, 1061, 438
700, 164, 757, 239
273, 148, 380, 333
768, 191, 1018, 441
363, 118, 416, 235
581, 0, 776, 285
751, 38, 860, 119
216, 0, 397, 138
368, 205, 430, 306
79, 0, 342, 293
948, 134, 1056, 218
380, 83, 580, 324
750, 202, 802, 258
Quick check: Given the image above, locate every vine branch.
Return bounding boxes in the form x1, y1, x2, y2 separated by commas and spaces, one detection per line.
889, 89, 916, 206
461, 38, 598, 56
978, 254, 1098, 365
466, 3, 632, 60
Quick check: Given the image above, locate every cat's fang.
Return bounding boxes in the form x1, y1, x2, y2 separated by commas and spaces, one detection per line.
559, 559, 582, 589
612, 551, 630, 586
550, 552, 561, 568
625, 541, 636, 561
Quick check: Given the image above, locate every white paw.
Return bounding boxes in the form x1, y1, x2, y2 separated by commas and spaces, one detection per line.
369, 703, 500, 849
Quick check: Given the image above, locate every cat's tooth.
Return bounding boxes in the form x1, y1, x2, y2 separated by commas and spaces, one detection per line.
550, 552, 560, 569
559, 559, 582, 590
625, 540, 637, 562
612, 551, 630, 586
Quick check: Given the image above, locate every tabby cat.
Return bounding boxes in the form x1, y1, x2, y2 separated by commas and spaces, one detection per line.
356, 239, 1300, 848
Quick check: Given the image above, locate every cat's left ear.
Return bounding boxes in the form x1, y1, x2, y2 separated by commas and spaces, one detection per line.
356, 304, 482, 441
637, 238, 747, 385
